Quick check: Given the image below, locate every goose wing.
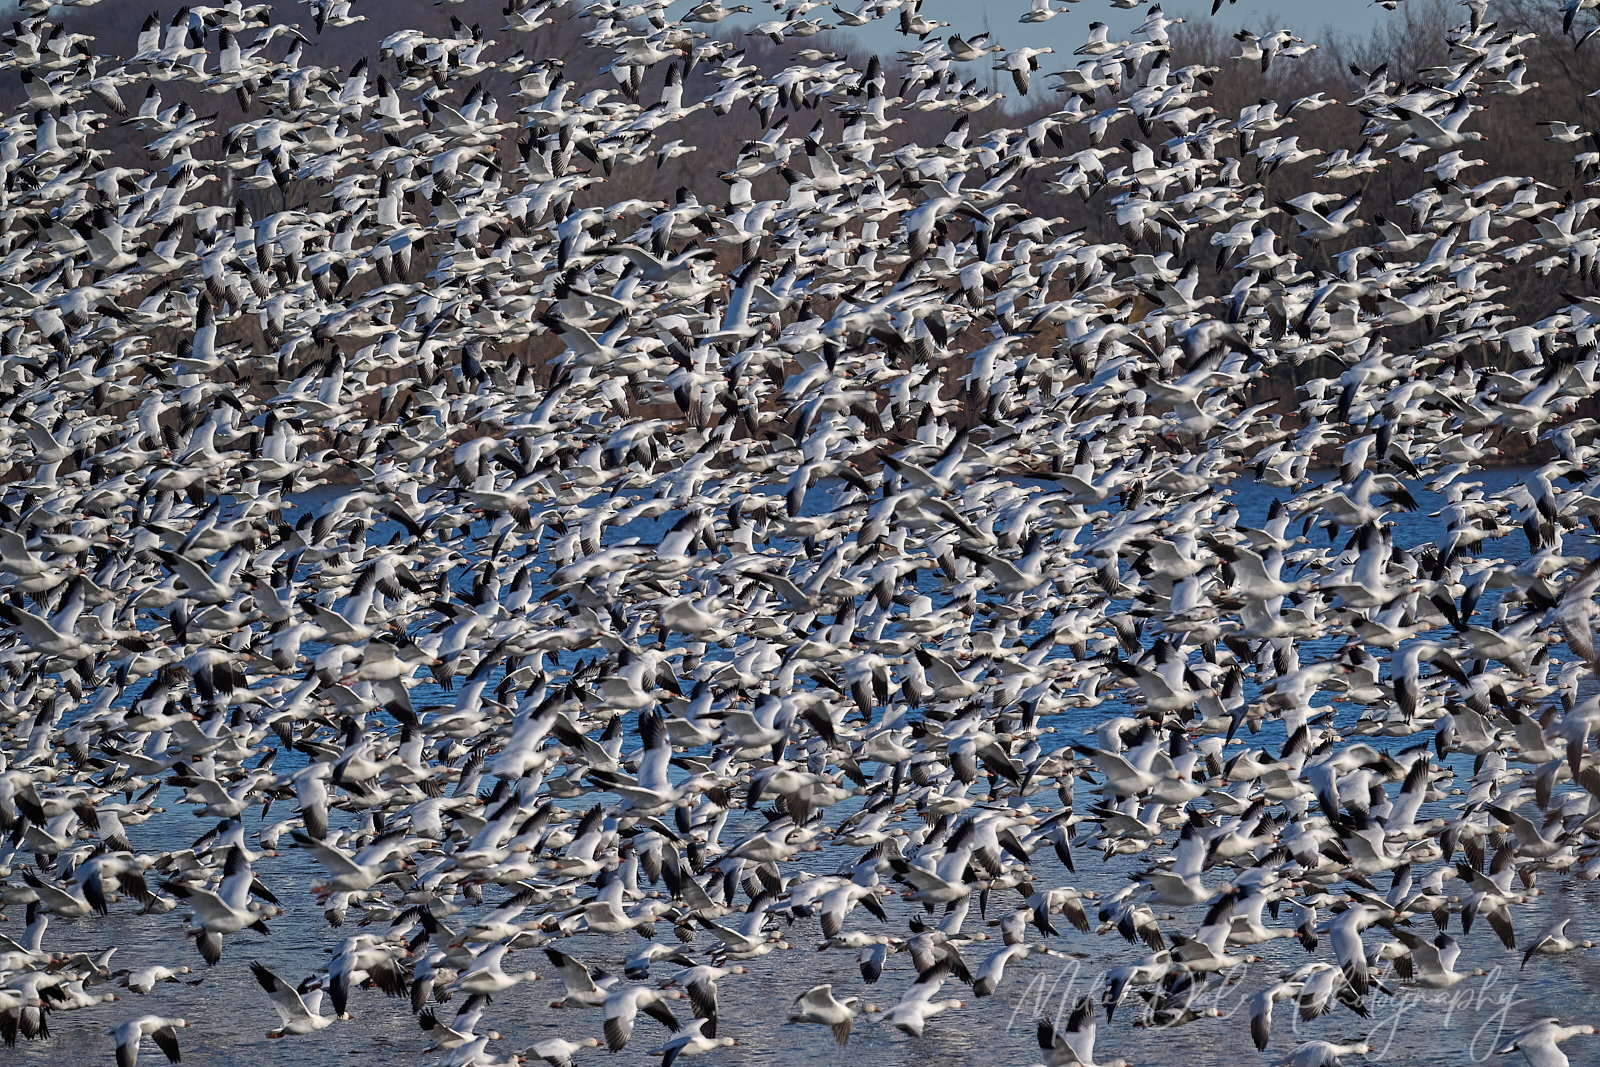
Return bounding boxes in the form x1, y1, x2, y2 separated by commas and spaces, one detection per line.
250, 962, 314, 1025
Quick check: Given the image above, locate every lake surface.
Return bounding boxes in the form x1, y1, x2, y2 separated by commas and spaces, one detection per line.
13, 466, 1599, 1067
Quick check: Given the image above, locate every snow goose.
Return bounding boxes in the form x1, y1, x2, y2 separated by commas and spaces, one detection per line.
118, 965, 192, 996
603, 986, 683, 1052
545, 947, 620, 1009
162, 846, 280, 964
109, 1016, 188, 1067
249, 962, 338, 1037
1394, 930, 1486, 987
882, 965, 964, 1037
1036, 995, 1131, 1066
1496, 1019, 1598, 1067
452, 945, 542, 996
648, 1018, 738, 1066
523, 1037, 604, 1067
670, 964, 747, 1035
1275, 1041, 1372, 1067
789, 984, 859, 1045
1521, 918, 1596, 970
1247, 980, 1304, 1050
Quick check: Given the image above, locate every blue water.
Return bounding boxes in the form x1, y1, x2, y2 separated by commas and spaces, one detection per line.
14, 465, 1598, 1067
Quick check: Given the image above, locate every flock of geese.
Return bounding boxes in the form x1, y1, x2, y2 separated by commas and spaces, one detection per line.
4, 0, 1600, 1065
